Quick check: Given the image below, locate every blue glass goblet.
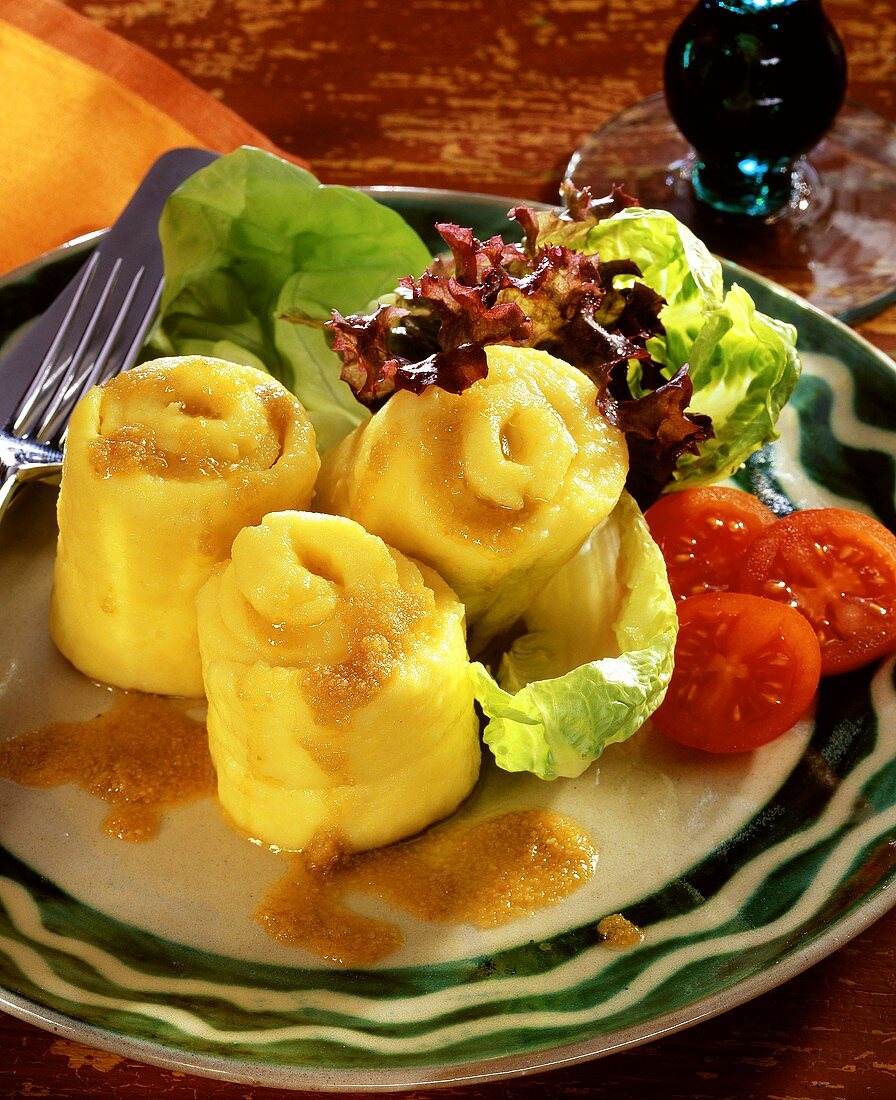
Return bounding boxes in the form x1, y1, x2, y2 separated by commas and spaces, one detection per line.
566, 0, 896, 321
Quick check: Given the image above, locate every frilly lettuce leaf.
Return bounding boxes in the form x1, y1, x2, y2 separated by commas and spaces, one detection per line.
149, 147, 432, 451
675, 284, 800, 484
328, 221, 712, 505
535, 205, 800, 488
471, 492, 677, 779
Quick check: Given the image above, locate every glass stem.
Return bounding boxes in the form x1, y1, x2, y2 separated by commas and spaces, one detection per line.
691, 154, 796, 217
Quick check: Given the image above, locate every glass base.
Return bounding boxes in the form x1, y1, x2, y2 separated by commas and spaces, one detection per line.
565, 95, 896, 323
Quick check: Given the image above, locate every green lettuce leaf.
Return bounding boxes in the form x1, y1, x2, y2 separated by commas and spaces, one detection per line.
149, 147, 433, 451
471, 492, 678, 779
674, 284, 801, 483
536, 206, 800, 488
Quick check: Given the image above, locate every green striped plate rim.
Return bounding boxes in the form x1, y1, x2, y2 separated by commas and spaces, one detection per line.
0, 188, 893, 1091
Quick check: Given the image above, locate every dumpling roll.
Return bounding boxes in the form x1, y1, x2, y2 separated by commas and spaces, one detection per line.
315, 345, 629, 652
50, 356, 319, 697
196, 511, 480, 853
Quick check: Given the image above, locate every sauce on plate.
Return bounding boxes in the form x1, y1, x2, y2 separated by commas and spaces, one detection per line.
597, 912, 644, 949
258, 809, 598, 966
0, 693, 214, 841
1, 696, 608, 966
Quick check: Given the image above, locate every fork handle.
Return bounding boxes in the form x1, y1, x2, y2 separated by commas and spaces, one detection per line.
0, 461, 18, 520
0, 431, 62, 521
0, 461, 63, 522
1, 462, 55, 519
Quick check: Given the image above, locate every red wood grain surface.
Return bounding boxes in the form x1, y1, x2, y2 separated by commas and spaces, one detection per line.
2, 0, 895, 1096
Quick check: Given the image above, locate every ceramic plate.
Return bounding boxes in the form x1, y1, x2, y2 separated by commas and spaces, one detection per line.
0, 188, 894, 1091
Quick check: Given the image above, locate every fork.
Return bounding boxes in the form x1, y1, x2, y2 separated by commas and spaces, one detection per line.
0, 252, 163, 519
0, 146, 219, 524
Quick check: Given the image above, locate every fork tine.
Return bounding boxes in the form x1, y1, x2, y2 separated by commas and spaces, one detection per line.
115, 276, 164, 379
11, 252, 100, 435
49, 272, 164, 448
61, 266, 146, 399
33, 259, 125, 438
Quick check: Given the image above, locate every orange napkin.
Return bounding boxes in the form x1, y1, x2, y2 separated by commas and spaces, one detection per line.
0, 0, 307, 274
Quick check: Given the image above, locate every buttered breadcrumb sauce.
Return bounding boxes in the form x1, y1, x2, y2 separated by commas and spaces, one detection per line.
0, 698, 641, 965
89, 371, 295, 480
0, 694, 214, 841
258, 809, 598, 966
299, 587, 435, 726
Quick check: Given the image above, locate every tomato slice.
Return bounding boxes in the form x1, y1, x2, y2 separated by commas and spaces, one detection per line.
646, 487, 777, 601
652, 592, 821, 753
738, 508, 896, 676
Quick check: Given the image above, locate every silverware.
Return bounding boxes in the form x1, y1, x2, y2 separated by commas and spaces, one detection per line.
0, 146, 219, 521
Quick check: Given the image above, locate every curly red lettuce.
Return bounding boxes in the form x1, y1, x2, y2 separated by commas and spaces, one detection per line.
323, 185, 713, 506
329, 305, 491, 405
510, 180, 637, 256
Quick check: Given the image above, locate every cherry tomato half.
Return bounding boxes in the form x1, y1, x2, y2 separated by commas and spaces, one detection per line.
645, 487, 777, 601
652, 592, 821, 753
738, 507, 896, 676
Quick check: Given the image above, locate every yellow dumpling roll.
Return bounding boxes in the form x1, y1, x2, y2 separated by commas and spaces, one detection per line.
196, 511, 481, 853
315, 345, 629, 652
50, 356, 319, 697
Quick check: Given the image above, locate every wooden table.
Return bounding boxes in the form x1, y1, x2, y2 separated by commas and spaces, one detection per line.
3, 0, 895, 1096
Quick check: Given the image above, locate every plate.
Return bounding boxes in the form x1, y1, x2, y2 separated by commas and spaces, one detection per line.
1, 188, 895, 1091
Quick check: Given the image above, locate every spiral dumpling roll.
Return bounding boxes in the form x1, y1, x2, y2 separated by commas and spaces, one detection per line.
315, 345, 629, 651
196, 511, 480, 853
50, 356, 319, 697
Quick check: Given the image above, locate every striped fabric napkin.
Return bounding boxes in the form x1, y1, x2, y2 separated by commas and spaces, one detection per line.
0, 0, 304, 273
